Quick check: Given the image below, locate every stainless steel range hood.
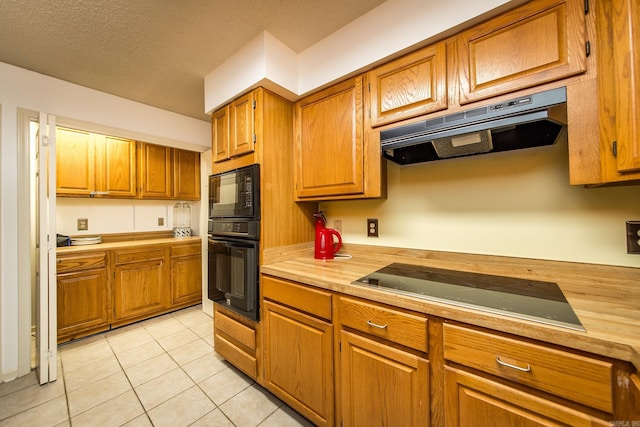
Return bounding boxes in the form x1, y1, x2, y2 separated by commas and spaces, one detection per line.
380, 87, 567, 165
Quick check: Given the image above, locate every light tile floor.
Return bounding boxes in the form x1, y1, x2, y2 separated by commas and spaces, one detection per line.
0, 305, 313, 427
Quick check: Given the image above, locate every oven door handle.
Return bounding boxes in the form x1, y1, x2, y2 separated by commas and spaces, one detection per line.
215, 241, 256, 249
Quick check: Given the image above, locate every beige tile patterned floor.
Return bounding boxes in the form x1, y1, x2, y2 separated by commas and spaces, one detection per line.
0, 305, 313, 427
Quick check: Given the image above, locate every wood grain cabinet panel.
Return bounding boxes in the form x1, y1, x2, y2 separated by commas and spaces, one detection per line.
212, 105, 231, 163
57, 252, 110, 343
610, 0, 640, 173
212, 90, 257, 164
113, 248, 169, 323
263, 299, 334, 427
443, 323, 613, 412
214, 305, 258, 379
444, 367, 610, 427
172, 148, 201, 200
340, 329, 430, 427
592, 0, 640, 184
137, 142, 172, 199
170, 242, 202, 306
338, 296, 428, 353
367, 42, 448, 127
456, 0, 587, 104
56, 127, 95, 196
294, 76, 368, 200
229, 91, 256, 158
56, 128, 137, 198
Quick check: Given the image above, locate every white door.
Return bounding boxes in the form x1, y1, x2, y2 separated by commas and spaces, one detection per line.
35, 112, 57, 384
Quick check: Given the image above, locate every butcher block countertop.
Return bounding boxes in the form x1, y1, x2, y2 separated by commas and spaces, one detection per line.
56, 234, 201, 254
261, 243, 640, 371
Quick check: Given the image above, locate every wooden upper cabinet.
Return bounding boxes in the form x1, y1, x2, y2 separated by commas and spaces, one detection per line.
367, 42, 448, 127
456, 0, 587, 105
137, 142, 172, 199
606, 0, 640, 175
56, 127, 135, 198
212, 105, 230, 163
294, 76, 369, 200
94, 135, 136, 197
56, 127, 95, 196
212, 89, 257, 164
172, 148, 201, 200
230, 91, 256, 158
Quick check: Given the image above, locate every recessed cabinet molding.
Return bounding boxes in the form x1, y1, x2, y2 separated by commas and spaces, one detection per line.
456, 0, 588, 104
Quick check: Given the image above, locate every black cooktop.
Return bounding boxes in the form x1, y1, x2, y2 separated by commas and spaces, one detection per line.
352, 263, 584, 331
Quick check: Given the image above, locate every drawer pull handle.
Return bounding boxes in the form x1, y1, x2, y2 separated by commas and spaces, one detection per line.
496, 357, 531, 372
366, 320, 388, 329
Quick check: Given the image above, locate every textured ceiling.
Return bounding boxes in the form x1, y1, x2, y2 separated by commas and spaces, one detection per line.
0, 0, 387, 121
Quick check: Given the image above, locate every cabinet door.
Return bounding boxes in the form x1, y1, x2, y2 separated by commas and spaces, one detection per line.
57, 268, 110, 342
172, 148, 201, 200
212, 105, 231, 163
94, 135, 136, 197
367, 42, 448, 127
113, 257, 169, 321
263, 300, 334, 427
444, 367, 610, 427
294, 76, 365, 199
230, 91, 256, 158
457, 0, 587, 104
171, 253, 202, 306
340, 330, 429, 427
56, 127, 95, 196
138, 142, 172, 198
611, 0, 640, 173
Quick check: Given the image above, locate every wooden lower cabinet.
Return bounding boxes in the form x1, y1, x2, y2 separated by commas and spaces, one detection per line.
57, 238, 202, 341
262, 299, 334, 426
113, 247, 170, 324
213, 304, 258, 379
170, 242, 202, 306
444, 367, 610, 427
339, 329, 430, 427
57, 252, 110, 343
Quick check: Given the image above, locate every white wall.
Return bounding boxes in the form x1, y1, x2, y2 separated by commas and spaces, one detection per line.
56, 199, 201, 237
0, 62, 211, 381
321, 137, 640, 268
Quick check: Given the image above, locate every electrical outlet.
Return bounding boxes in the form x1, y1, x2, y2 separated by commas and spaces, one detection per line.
334, 219, 342, 233
77, 218, 88, 231
158, 217, 164, 226
626, 221, 640, 254
367, 218, 379, 237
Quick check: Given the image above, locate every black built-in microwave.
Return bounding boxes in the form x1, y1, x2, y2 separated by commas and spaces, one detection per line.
208, 164, 260, 219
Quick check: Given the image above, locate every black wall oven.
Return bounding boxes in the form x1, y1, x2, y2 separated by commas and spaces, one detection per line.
207, 164, 260, 321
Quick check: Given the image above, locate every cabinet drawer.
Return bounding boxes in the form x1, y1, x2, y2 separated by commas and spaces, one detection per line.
443, 323, 613, 412
171, 243, 201, 258
214, 309, 256, 351
214, 332, 257, 379
114, 248, 166, 265
262, 276, 332, 321
57, 252, 107, 273
337, 296, 428, 353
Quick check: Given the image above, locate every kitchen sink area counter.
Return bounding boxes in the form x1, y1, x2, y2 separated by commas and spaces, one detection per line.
261, 243, 640, 370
